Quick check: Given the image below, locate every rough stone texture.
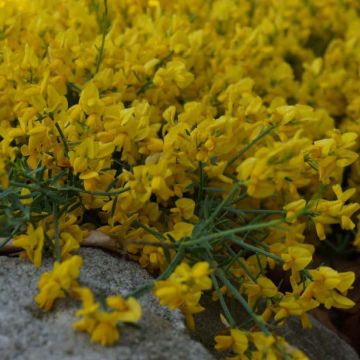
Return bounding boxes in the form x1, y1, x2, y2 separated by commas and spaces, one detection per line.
0, 248, 214, 360
193, 294, 359, 360
278, 316, 360, 360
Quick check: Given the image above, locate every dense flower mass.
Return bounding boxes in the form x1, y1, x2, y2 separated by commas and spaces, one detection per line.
1, 0, 360, 356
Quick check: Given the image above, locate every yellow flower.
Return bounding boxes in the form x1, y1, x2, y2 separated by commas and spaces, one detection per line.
151, 175, 174, 201
244, 276, 278, 307
274, 294, 319, 328
73, 289, 109, 339
73, 288, 142, 346
251, 332, 275, 355
153, 280, 184, 310
13, 223, 45, 267
172, 261, 212, 291
214, 334, 234, 352
231, 329, 249, 355
153, 60, 194, 89
236, 137, 310, 199
139, 242, 166, 272
153, 261, 212, 329
170, 198, 196, 220
35, 279, 63, 312
281, 245, 314, 272
310, 185, 360, 240
106, 295, 142, 323
79, 81, 104, 115
281, 245, 314, 286
214, 328, 248, 355
68, 137, 114, 190
307, 266, 355, 310
284, 199, 306, 222
35, 255, 83, 311
0, 158, 9, 188
166, 222, 194, 241
90, 315, 120, 346
74, 301, 119, 347
251, 332, 308, 360
306, 131, 358, 183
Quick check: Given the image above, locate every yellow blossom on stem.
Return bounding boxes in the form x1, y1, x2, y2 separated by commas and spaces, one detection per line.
310, 185, 360, 240
106, 295, 142, 323
215, 328, 248, 355
243, 275, 278, 307
35, 255, 83, 311
170, 198, 196, 221
153, 261, 212, 330
13, 223, 45, 267
274, 293, 319, 328
281, 245, 314, 284
46, 214, 86, 259
306, 266, 355, 309
284, 199, 307, 222
73, 287, 142, 346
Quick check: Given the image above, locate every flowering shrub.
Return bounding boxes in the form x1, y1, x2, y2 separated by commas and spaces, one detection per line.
1, 0, 360, 358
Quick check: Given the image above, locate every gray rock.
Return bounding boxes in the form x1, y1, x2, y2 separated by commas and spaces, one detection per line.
278, 316, 359, 360
0, 248, 214, 360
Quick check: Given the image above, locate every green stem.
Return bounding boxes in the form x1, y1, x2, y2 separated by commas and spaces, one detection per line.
136, 79, 154, 95
95, 0, 109, 74
197, 161, 205, 208
58, 186, 130, 196
210, 272, 236, 327
53, 204, 61, 262
183, 219, 284, 247
198, 182, 241, 233
225, 207, 285, 215
230, 236, 283, 262
55, 122, 69, 158
0, 224, 21, 249
223, 243, 257, 282
213, 265, 270, 335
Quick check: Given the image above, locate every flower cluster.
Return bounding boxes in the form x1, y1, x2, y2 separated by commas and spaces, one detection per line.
1, 0, 360, 356
12, 214, 86, 267
154, 261, 212, 329
35, 255, 83, 311
73, 287, 141, 346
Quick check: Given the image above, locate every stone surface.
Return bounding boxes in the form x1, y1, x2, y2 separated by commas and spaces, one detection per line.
0, 248, 214, 360
192, 294, 359, 360
278, 316, 360, 360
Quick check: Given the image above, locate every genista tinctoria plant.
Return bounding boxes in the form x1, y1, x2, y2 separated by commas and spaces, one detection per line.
1, 0, 360, 357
